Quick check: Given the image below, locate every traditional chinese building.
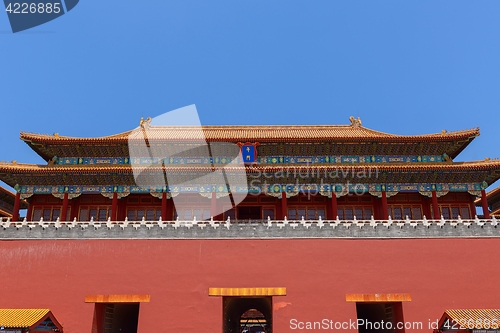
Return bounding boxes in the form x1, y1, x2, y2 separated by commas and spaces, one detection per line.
0, 186, 27, 219
0, 308, 63, 332
434, 309, 500, 333
476, 186, 500, 218
0, 118, 500, 333
1, 117, 499, 223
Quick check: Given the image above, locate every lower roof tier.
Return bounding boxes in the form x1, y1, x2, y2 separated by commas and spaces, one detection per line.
1, 160, 500, 188
0, 186, 28, 217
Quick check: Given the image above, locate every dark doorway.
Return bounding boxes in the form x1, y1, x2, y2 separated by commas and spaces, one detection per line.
356, 302, 405, 333
223, 297, 272, 333
93, 303, 140, 333
237, 206, 261, 220
240, 309, 268, 333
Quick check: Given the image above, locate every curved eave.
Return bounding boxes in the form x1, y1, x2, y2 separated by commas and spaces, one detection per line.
475, 186, 500, 206
491, 207, 500, 217
1, 159, 500, 172
1, 160, 499, 188
486, 186, 500, 201
0, 185, 17, 201
20, 126, 480, 160
20, 127, 480, 143
0, 208, 12, 218
0, 186, 28, 208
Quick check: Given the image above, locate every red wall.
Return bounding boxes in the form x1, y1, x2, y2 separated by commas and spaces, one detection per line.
0, 238, 498, 333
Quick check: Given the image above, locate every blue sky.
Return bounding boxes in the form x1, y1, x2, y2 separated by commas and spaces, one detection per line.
1, 1, 499, 190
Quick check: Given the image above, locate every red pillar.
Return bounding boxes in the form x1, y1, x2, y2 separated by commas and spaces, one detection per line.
26, 199, 33, 222
432, 190, 440, 220
111, 192, 118, 221
381, 191, 388, 220
330, 195, 338, 219
161, 192, 167, 221
481, 189, 490, 219
117, 199, 126, 221
166, 197, 174, 221
281, 192, 288, 220
70, 198, 78, 221
422, 197, 432, 219
60, 193, 69, 222
12, 192, 21, 222
469, 195, 476, 219
211, 192, 217, 219
72, 199, 78, 221
275, 198, 282, 220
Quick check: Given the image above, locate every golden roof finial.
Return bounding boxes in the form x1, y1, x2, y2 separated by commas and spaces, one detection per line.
349, 116, 362, 127
140, 117, 152, 128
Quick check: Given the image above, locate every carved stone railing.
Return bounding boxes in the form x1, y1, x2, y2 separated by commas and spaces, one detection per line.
0, 215, 499, 239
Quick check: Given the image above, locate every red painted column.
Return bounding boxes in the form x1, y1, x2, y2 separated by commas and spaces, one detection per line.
12, 192, 21, 222
331, 195, 338, 219
481, 189, 490, 219
60, 193, 69, 222
161, 192, 167, 221
166, 197, 174, 221
422, 196, 432, 219
381, 191, 388, 220
275, 197, 282, 220
432, 190, 440, 220
469, 196, 476, 219
211, 192, 217, 219
71, 199, 78, 221
281, 192, 288, 220
111, 192, 118, 221
117, 199, 126, 221
26, 199, 33, 222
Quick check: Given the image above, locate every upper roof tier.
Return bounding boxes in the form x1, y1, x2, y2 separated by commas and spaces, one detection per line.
20, 117, 480, 161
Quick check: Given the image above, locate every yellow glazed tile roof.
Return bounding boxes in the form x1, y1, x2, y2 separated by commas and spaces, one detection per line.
209, 287, 286, 296
20, 125, 480, 142
0, 309, 49, 328
445, 309, 500, 329
345, 293, 412, 302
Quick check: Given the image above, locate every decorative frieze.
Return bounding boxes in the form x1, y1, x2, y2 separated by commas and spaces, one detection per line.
16, 182, 488, 199
54, 154, 447, 166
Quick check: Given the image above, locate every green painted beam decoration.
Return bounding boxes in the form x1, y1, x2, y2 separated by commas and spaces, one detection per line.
16, 182, 488, 200
53, 154, 447, 166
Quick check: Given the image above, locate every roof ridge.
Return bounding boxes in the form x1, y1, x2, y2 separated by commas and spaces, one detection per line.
19, 126, 481, 140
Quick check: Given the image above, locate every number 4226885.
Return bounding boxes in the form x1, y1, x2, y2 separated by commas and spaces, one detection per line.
5, 2, 62, 14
